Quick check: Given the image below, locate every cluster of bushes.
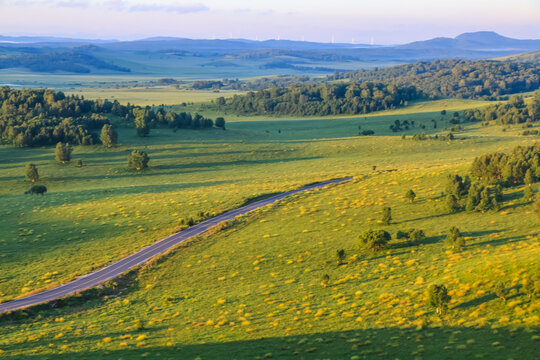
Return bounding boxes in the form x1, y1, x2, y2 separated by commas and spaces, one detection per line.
216, 82, 421, 116
0, 87, 225, 147
330, 59, 540, 100
389, 119, 413, 132
407, 132, 455, 141
357, 227, 426, 252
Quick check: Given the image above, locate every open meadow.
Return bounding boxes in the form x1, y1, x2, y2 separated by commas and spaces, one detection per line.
0, 101, 538, 358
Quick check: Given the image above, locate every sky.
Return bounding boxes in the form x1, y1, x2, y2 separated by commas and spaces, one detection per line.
0, 0, 539, 44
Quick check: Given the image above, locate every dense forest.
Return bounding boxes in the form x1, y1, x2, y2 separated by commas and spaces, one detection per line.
0, 52, 130, 73
191, 75, 318, 91
470, 143, 540, 184
0, 87, 217, 147
463, 91, 540, 124
330, 59, 540, 100
215, 82, 420, 116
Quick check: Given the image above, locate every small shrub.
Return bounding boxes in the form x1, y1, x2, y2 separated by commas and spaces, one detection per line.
55, 142, 72, 163
396, 230, 409, 239
336, 249, 345, 265
446, 194, 461, 213
215, 117, 226, 130
360, 130, 375, 136
358, 230, 391, 251
128, 150, 149, 171
445, 226, 465, 251
396, 229, 425, 244
427, 284, 451, 315
381, 207, 392, 225
409, 229, 426, 242
25, 163, 39, 182
405, 189, 416, 203
495, 282, 509, 303
522, 274, 539, 299
322, 274, 330, 287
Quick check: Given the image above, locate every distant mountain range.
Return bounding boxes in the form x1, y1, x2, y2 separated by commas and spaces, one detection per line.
0, 31, 538, 77
401, 31, 540, 51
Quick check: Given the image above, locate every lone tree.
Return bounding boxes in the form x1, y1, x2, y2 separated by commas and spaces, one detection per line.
358, 230, 391, 251
427, 284, 451, 315
445, 226, 465, 251
100, 124, 118, 148
55, 142, 72, 164
128, 150, 149, 171
381, 207, 392, 225
25, 163, 39, 182
215, 117, 226, 130
405, 189, 416, 203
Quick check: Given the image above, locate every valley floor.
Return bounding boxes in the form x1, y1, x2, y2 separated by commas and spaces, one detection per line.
0, 107, 538, 359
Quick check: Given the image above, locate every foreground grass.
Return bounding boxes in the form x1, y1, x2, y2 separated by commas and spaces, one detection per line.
0, 111, 538, 359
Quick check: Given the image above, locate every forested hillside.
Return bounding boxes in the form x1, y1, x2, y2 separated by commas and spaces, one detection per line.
0, 87, 217, 147
463, 91, 540, 124
0, 52, 130, 73
330, 59, 540, 100
216, 82, 420, 116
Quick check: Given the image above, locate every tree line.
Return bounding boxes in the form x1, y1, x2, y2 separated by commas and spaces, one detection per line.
330, 59, 540, 100
215, 82, 420, 116
0, 87, 225, 147
463, 91, 540, 125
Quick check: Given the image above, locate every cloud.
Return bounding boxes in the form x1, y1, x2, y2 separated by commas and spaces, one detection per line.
0, 0, 209, 14
56, 1, 89, 8
128, 3, 209, 13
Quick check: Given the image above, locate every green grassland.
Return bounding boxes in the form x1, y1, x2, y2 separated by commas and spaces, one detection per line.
174, 98, 494, 124
70, 86, 244, 106
0, 104, 539, 359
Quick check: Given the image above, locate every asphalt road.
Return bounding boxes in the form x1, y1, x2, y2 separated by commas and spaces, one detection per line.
0, 177, 352, 313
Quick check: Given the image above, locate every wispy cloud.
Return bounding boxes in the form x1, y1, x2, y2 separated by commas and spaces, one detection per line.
128, 3, 209, 13
56, 1, 89, 8
1, 0, 209, 14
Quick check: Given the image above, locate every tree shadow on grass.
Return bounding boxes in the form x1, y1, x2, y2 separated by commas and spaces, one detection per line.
397, 212, 448, 224
468, 234, 530, 249
0, 325, 535, 359
390, 235, 445, 250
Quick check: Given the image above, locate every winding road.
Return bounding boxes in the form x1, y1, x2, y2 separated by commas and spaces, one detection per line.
0, 177, 352, 313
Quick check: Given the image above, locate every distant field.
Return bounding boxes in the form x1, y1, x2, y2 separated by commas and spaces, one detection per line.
0, 105, 538, 359
69, 86, 244, 106
173, 98, 496, 125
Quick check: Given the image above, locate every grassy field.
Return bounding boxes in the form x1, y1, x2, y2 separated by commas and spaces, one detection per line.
0, 105, 538, 359
171, 98, 495, 124
69, 86, 244, 106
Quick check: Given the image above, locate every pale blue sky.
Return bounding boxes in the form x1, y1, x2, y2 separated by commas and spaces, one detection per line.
0, 0, 539, 43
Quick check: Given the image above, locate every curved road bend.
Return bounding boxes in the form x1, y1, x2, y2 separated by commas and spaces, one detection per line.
0, 177, 352, 313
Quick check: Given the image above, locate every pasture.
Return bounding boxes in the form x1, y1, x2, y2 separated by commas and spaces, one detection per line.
0, 106, 538, 359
